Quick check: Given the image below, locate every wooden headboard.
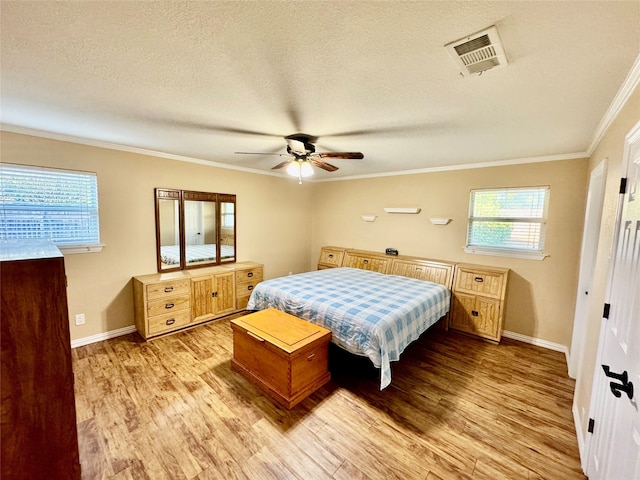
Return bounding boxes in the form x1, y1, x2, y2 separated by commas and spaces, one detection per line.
318, 246, 455, 290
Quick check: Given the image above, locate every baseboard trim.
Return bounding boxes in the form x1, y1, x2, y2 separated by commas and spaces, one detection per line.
502, 330, 569, 355
71, 325, 137, 349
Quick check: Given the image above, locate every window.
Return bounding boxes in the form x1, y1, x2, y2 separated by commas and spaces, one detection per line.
221, 202, 234, 228
0, 163, 102, 253
465, 186, 549, 260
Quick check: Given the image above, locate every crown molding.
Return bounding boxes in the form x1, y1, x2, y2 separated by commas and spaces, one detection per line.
3, 123, 588, 181
586, 53, 640, 156
0, 123, 283, 178
315, 152, 588, 182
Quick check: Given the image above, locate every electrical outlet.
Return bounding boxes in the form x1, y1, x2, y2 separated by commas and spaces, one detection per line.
75, 313, 86, 325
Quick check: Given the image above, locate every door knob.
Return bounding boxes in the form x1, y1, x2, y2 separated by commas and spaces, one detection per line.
602, 365, 634, 400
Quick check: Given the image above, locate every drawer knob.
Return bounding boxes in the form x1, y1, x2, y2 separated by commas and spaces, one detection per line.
164, 286, 174, 293
328, 254, 333, 258
471, 310, 479, 317
307, 353, 316, 361
166, 318, 175, 325
165, 302, 174, 309
474, 277, 484, 282
248, 272, 253, 278
247, 285, 253, 291
363, 259, 369, 264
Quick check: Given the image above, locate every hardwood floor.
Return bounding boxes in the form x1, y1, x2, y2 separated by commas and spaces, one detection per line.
72, 316, 585, 480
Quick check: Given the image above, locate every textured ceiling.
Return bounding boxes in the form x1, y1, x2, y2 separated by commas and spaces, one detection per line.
1, 1, 639, 180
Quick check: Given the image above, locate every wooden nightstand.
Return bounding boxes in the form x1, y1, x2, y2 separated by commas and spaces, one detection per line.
449, 263, 509, 342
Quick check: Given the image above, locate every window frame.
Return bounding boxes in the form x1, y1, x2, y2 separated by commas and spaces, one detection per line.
464, 186, 550, 261
0, 163, 103, 254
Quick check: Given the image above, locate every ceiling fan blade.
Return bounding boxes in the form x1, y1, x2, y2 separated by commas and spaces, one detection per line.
271, 160, 293, 170
322, 123, 437, 138
316, 152, 364, 160
285, 133, 319, 144
308, 159, 339, 172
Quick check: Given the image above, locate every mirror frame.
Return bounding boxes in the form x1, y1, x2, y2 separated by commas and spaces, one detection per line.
155, 188, 236, 272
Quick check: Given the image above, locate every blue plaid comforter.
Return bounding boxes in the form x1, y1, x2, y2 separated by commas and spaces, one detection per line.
246, 267, 451, 389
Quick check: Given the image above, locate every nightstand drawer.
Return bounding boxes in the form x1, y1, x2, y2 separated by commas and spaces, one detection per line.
454, 268, 505, 299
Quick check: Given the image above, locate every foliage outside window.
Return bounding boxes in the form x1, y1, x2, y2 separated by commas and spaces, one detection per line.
465, 186, 549, 260
0, 163, 102, 253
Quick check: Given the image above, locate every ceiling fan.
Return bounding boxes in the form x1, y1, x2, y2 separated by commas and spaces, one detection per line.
235, 133, 364, 183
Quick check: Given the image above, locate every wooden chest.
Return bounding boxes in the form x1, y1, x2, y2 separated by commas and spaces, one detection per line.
230, 308, 331, 409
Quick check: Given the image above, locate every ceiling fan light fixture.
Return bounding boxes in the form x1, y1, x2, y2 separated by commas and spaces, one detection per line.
286, 160, 314, 179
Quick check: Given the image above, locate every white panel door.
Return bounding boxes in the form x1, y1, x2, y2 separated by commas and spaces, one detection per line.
587, 122, 640, 479
569, 159, 606, 379
184, 200, 204, 245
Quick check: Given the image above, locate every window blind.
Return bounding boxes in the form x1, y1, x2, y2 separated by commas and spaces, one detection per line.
467, 186, 549, 252
0, 164, 100, 246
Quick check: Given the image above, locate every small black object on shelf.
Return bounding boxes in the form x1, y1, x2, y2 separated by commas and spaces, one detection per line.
385, 248, 399, 256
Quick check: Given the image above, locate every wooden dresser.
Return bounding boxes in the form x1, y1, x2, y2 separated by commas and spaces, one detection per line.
0, 240, 81, 480
449, 263, 509, 342
133, 261, 263, 340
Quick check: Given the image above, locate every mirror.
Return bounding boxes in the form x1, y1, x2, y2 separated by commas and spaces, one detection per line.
219, 194, 236, 264
156, 189, 182, 271
155, 189, 236, 272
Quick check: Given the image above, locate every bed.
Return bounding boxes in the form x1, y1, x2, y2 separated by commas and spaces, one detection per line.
246, 267, 452, 389
160, 244, 235, 265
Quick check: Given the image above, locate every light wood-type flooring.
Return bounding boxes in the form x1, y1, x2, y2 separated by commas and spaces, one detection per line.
72, 315, 585, 480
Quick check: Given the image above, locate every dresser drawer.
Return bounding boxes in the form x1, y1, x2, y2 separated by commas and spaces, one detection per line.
454, 268, 505, 299
148, 310, 191, 335
236, 279, 261, 298
236, 295, 251, 311
147, 294, 190, 317
146, 279, 190, 300
236, 267, 263, 283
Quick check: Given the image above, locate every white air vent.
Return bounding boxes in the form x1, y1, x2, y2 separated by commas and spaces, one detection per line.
445, 26, 508, 77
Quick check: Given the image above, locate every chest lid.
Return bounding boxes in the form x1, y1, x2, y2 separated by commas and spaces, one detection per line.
233, 308, 330, 353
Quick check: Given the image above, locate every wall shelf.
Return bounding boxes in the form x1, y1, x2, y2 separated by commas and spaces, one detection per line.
384, 207, 421, 214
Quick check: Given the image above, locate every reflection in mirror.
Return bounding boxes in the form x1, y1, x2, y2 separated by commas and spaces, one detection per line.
155, 189, 236, 271
220, 199, 236, 263
156, 189, 182, 271
184, 199, 217, 267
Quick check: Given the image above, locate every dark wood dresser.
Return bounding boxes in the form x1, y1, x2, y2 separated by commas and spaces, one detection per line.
1, 240, 81, 480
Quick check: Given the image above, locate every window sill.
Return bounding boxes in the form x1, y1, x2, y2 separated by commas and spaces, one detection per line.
59, 244, 105, 254
464, 246, 547, 261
